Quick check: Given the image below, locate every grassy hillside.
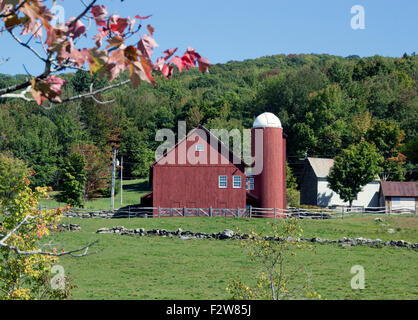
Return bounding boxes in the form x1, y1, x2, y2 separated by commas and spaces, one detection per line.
39, 178, 150, 210
49, 215, 418, 300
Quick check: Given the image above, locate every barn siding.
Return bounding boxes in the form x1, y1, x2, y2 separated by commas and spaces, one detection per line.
153, 165, 246, 209
152, 128, 246, 213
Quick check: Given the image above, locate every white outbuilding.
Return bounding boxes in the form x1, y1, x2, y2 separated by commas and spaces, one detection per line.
300, 157, 380, 208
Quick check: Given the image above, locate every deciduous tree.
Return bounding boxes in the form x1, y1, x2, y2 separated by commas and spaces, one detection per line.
327, 141, 383, 208
0, 153, 96, 300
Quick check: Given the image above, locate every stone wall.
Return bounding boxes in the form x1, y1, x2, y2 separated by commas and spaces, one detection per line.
96, 226, 418, 249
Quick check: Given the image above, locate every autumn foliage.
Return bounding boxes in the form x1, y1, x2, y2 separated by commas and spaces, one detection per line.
0, 0, 210, 105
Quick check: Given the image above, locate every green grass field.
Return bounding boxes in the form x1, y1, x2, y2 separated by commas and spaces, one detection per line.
39, 179, 149, 210
47, 215, 418, 300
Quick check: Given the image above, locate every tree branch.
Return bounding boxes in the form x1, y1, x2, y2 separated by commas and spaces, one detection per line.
0, 213, 99, 257
55, 79, 130, 104
9, 30, 47, 63
0, 57, 10, 65
88, 83, 115, 104
0, 0, 28, 19
68, 0, 97, 29
0, 85, 32, 101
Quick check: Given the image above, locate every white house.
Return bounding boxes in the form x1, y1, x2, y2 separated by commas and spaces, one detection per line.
300, 157, 380, 208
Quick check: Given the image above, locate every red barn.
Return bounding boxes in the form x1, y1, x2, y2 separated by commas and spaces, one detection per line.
141, 113, 287, 217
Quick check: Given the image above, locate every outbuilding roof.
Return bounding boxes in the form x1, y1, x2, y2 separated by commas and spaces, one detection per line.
307, 157, 335, 178
380, 181, 418, 197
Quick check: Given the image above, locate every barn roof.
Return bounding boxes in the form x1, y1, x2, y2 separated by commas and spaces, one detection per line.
150, 124, 248, 168
307, 157, 335, 178
380, 181, 418, 197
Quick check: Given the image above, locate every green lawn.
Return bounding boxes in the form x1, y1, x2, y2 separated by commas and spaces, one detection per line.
46, 215, 418, 300
39, 179, 150, 210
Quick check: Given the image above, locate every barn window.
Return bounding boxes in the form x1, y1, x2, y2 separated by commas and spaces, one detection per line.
246, 177, 254, 190
195, 144, 204, 152
233, 176, 241, 188
219, 175, 227, 188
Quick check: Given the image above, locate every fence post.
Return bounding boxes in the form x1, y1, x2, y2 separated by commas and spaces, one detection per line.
341, 207, 344, 219
158, 206, 160, 218
249, 205, 252, 218
274, 208, 276, 219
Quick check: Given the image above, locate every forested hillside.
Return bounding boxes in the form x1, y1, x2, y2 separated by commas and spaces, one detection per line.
0, 53, 417, 196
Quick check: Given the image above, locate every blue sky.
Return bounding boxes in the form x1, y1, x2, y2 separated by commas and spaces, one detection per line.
0, 0, 417, 75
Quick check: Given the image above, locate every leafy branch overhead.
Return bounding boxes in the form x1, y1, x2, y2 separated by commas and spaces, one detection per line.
0, 0, 210, 105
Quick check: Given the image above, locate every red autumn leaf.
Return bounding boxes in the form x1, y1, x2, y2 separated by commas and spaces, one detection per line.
109, 15, 129, 36
109, 48, 127, 69
129, 61, 145, 89
91, 5, 108, 27
106, 63, 121, 82
46, 75, 66, 98
21, 19, 42, 39
93, 27, 109, 48
154, 57, 165, 72
21, 1, 54, 23
0, 1, 6, 13
45, 24, 68, 51
3, 13, 22, 31
139, 55, 155, 84
106, 36, 124, 49
163, 48, 177, 60
137, 33, 158, 59
185, 47, 201, 60
59, 41, 91, 67
88, 47, 109, 76
197, 56, 210, 73
30, 88, 45, 105
76, 48, 93, 67
147, 24, 154, 36
181, 53, 195, 70
170, 56, 184, 73
30, 75, 66, 106
124, 45, 138, 62
135, 14, 152, 20
66, 17, 86, 39
161, 64, 174, 79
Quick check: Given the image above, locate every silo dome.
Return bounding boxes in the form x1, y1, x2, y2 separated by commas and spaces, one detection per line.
252, 112, 282, 128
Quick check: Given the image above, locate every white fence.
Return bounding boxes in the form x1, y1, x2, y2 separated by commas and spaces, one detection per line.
36, 205, 417, 219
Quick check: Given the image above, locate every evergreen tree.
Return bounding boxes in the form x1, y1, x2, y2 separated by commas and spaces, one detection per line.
57, 152, 87, 207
